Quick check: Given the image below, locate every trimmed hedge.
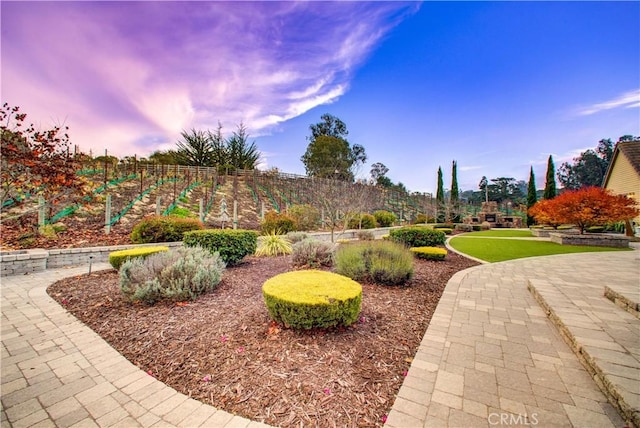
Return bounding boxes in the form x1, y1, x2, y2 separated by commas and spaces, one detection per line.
389, 226, 446, 247
130, 215, 203, 243
183, 229, 258, 265
410, 246, 447, 261
109, 246, 169, 270
262, 270, 362, 329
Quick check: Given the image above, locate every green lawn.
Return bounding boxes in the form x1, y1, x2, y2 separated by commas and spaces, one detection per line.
449, 237, 630, 262
461, 230, 534, 238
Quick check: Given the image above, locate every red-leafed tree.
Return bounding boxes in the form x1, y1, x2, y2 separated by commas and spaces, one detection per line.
1, 103, 86, 209
528, 187, 639, 234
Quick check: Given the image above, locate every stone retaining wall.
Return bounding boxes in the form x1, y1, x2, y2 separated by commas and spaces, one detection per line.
1, 242, 183, 277
531, 228, 579, 238
549, 232, 631, 248
0, 227, 399, 277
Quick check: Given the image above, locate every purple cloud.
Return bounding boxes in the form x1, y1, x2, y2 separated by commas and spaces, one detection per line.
1, 1, 418, 157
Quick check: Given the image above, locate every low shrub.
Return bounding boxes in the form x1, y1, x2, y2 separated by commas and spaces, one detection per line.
109, 246, 169, 270
261, 211, 296, 234
262, 270, 362, 329
291, 238, 336, 268
472, 225, 482, 231
455, 223, 473, 232
410, 246, 447, 261
256, 232, 292, 256
335, 240, 414, 286
286, 231, 309, 244
347, 213, 377, 229
480, 222, 491, 231
130, 215, 203, 243
389, 226, 446, 248
586, 226, 605, 233
411, 214, 429, 224
183, 229, 258, 265
374, 210, 397, 227
434, 227, 453, 235
557, 225, 576, 231
288, 204, 320, 231
119, 246, 225, 304
38, 224, 58, 239
167, 206, 195, 218
357, 230, 375, 240
432, 223, 455, 229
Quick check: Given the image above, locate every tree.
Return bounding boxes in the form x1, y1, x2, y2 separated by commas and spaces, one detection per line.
543, 155, 556, 199
450, 160, 460, 222
149, 150, 181, 165
436, 167, 445, 222
529, 186, 639, 234
488, 177, 523, 204
526, 166, 537, 226
370, 162, 389, 185
557, 139, 614, 190
301, 114, 366, 181
175, 129, 213, 166
225, 122, 260, 170
479, 176, 488, 203
1, 103, 85, 208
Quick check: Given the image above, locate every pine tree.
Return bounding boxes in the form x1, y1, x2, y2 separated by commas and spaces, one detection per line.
526, 166, 537, 226
544, 155, 557, 199
450, 160, 460, 222
436, 166, 445, 222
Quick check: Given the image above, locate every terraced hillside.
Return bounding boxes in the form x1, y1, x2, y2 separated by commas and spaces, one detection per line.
0, 167, 432, 250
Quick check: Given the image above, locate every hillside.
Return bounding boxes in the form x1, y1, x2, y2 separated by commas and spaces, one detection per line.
0, 167, 431, 250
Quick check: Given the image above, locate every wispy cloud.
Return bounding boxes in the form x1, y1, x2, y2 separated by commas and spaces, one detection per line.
574, 89, 640, 116
1, 1, 418, 157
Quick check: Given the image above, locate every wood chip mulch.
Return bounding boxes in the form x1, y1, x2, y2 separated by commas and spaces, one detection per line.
47, 253, 479, 428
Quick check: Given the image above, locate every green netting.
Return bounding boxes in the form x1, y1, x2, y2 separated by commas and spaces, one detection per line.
258, 185, 279, 212
109, 178, 178, 226
162, 181, 201, 216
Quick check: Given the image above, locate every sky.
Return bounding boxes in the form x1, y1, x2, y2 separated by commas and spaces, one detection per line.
2, 1, 639, 195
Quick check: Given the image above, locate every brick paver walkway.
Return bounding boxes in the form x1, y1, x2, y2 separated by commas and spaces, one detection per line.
2, 248, 638, 427
385, 248, 638, 428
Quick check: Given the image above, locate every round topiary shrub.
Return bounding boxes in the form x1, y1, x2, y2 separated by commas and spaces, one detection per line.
374, 210, 397, 227
109, 246, 169, 270
262, 270, 362, 329
348, 213, 377, 229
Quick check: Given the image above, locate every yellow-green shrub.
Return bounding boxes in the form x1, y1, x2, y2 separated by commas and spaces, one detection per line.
256, 232, 292, 256
410, 246, 447, 261
262, 270, 362, 329
434, 227, 453, 235
109, 246, 169, 270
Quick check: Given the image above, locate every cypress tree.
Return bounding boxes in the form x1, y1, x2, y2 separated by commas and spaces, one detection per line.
436, 166, 445, 222
544, 155, 557, 199
450, 160, 460, 222
526, 166, 537, 226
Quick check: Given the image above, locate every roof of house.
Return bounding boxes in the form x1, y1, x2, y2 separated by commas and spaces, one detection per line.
603, 140, 640, 187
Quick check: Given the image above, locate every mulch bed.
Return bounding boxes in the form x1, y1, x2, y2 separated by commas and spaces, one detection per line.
47, 253, 478, 427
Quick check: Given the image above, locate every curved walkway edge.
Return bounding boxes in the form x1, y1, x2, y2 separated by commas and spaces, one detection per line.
1, 264, 269, 428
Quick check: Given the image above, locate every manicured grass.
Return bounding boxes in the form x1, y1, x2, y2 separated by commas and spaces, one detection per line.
449, 237, 630, 262
461, 230, 534, 238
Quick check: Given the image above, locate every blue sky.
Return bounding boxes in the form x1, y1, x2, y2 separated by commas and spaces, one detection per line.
2, 1, 638, 194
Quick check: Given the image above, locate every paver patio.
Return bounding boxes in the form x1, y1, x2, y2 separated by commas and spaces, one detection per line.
2, 246, 638, 427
